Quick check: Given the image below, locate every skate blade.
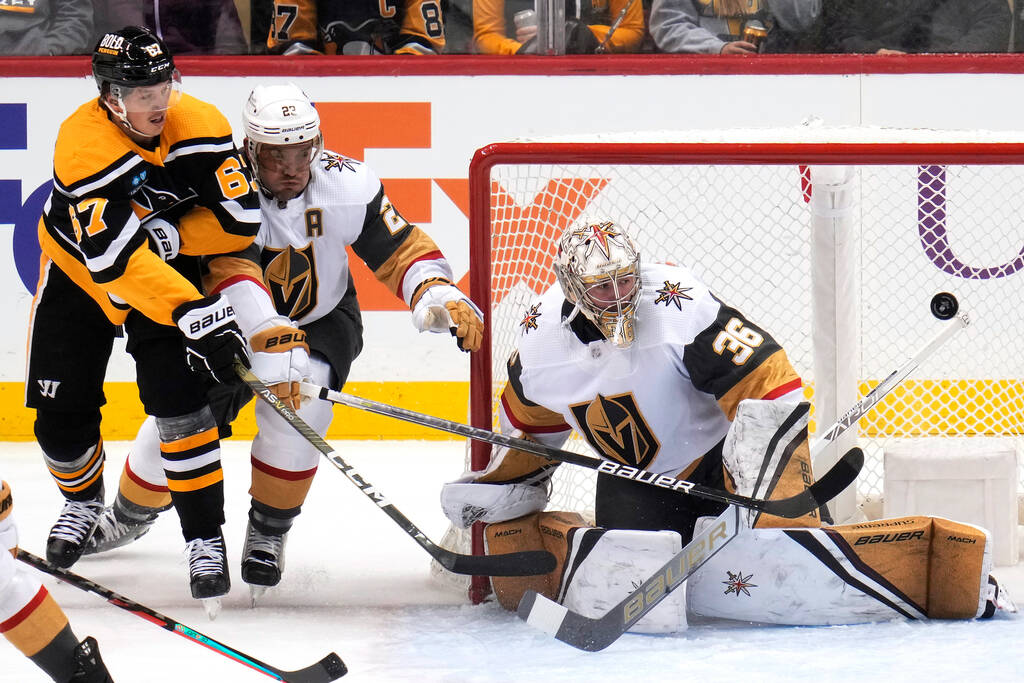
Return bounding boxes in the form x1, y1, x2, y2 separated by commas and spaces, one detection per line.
202, 597, 223, 620
248, 584, 271, 608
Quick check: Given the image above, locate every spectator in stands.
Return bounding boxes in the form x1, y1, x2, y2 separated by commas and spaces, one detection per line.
91, 0, 247, 54
0, 0, 93, 55
444, 0, 476, 53
649, 0, 822, 54
474, 0, 645, 54
823, 0, 1010, 54
267, 0, 446, 54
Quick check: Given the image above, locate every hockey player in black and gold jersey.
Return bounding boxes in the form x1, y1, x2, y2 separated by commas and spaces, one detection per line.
0, 479, 113, 682
267, 0, 446, 55
26, 27, 306, 608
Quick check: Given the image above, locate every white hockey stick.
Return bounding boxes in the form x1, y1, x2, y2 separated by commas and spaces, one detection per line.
811, 309, 970, 454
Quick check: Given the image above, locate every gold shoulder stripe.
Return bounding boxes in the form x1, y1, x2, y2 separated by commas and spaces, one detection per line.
718, 349, 802, 421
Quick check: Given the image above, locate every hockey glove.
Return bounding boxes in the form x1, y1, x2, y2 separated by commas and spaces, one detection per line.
172, 295, 249, 384
141, 217, 180, 261
249, 324, 311, 411
411, 283, 484, 352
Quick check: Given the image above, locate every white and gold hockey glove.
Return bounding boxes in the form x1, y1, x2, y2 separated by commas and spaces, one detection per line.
249, 325, 310, 411
411, 281, 484, 353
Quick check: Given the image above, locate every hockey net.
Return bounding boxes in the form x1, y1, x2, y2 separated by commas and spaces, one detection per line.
434, 128, 1024, 600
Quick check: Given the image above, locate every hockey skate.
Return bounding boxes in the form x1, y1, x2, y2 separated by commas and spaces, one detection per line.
241, 520, 288, 606
46, 490, 105, 568
83, 496, 164, 556
69, 636, 113, 683
186, 534, 230, 619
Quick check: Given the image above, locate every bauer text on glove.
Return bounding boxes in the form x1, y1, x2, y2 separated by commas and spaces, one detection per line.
249, 324, 310, 411
172, 294, 249, 383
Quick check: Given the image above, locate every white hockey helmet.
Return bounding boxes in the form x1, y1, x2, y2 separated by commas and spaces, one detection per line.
554, 218, 642, 348
242, 83, 323, 182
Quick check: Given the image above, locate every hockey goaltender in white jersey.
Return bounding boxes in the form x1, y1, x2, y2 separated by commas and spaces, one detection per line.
441, 219, 1015, 633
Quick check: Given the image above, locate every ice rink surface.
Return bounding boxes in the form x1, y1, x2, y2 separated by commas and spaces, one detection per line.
2, 440, 1022, 682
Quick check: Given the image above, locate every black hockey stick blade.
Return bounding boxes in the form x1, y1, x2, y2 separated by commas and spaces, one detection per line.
431, 543, 556, 576
238, 361, 555, 577
753, 446, 863, 518
16, 550, 347, 682
517, 506, 741, 651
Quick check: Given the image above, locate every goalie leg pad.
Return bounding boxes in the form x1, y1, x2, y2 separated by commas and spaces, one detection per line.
687, 515, 993, 625
486, 511, 587, 611
723, 398, 820, 528
559, 527, 688, 634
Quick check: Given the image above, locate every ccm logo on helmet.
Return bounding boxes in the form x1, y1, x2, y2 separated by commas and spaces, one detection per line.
187, 306, 234, 335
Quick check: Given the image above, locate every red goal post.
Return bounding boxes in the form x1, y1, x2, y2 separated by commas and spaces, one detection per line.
458, 128, 1024, 602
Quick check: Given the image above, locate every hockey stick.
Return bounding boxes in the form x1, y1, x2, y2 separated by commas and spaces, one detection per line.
517, 505, 741, 651
235, 361, 555, 577
16, 549, 347, 682
812, 310, 970, 450
302, 383, 862, 518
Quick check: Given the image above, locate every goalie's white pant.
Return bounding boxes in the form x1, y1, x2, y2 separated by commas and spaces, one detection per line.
686, 515, 993, 625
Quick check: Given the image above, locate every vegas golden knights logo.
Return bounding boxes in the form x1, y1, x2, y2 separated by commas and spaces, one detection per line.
569, 392, 660, 469
262, 243, 318, 320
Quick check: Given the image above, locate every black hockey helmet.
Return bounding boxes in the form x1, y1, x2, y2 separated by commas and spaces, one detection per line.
92, 26, 175, 91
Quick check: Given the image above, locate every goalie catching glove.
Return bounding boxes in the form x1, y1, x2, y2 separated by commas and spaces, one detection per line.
411, 281, 484, 353
249, 324, 310, 411
440, 442, 557, 527
172, 294, 249, 384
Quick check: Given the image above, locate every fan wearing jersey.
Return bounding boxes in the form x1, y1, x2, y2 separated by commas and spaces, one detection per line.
267, 0, 446, 54
0, 479, 113, 682
25, 26, 303, 605
86, 83, 482, 600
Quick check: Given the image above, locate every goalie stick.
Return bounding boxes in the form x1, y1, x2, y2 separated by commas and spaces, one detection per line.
517, 505, 741, 652
235, 361, 556, 577
16, 550, 347, 683
302, 383, 863, 518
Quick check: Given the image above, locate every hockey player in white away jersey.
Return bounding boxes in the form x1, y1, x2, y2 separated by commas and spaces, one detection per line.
441, 219, 1013, 632
84, 83, 483, 600
0, 479, 113, 681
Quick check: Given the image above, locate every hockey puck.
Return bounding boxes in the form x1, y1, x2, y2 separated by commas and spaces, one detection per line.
930, 292, 959, 320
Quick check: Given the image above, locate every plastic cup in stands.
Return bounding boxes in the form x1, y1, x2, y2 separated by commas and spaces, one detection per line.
514, 9, 537, 30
